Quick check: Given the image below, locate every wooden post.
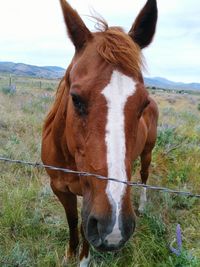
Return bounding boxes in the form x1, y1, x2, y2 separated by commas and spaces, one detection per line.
9, 74, 12, 87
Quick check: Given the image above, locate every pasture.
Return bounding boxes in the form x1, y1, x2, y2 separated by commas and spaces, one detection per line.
0, 74, 200, 266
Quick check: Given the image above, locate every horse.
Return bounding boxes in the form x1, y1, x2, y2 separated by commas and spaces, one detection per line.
41, 0, 158, 266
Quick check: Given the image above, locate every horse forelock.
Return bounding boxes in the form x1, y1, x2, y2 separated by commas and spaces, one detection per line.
95, 27, 144, 80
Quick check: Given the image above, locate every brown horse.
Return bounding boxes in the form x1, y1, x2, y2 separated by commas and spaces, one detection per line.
42, 0, 158, 266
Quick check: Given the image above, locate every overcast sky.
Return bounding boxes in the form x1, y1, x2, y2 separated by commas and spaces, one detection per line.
0, 0, 200, 83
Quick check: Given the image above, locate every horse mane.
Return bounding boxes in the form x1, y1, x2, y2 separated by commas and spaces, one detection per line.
94, 18, 144, 79
43, 73, 70, 138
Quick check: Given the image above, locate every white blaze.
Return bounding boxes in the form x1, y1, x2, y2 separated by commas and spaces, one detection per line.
102, 70, 136, 245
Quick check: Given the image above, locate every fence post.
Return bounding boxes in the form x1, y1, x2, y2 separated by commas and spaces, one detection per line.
9, 75, 12, 87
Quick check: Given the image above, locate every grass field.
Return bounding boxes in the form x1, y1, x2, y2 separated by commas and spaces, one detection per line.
0, 74, 200, 267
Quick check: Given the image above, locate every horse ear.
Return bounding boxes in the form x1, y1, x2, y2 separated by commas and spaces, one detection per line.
59, 0, 92, 51
128, 0, 158, 49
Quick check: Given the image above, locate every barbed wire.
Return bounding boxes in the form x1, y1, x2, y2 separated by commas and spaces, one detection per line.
0, 156, 200, 198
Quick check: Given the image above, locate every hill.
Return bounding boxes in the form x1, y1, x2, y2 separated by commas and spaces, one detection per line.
144, 77, 200, 91
0, 61, 65, 79
0, 61, 200, 90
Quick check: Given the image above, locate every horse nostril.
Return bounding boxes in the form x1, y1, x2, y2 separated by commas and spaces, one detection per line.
87, 216, 102, 247
87, 216, 98, 235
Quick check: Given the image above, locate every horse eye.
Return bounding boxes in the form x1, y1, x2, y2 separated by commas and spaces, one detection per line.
71, 93, 87, 116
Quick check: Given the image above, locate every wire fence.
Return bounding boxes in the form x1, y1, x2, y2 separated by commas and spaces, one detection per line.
0, 75, 59, 92
0, 156, 200, 198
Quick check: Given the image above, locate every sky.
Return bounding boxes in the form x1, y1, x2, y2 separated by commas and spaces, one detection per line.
0, 0, 200, 83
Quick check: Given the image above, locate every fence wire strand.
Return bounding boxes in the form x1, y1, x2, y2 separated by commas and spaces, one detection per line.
0, 157, 200, 198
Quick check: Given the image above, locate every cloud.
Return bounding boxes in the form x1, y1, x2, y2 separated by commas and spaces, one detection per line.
0, 0, 200, 82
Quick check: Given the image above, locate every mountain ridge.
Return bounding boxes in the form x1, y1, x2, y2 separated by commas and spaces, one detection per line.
0, 61, 65, 79
0, 61, 200, 90
144, 77, 200, 91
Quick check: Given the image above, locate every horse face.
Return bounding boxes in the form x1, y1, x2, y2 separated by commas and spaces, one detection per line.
60, 0, 157, 251
66, 39, 150, 251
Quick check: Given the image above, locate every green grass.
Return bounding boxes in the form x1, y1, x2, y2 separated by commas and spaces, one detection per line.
0, 76, 200, 266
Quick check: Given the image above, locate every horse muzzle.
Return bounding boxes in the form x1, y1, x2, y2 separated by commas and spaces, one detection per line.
84, 213, 135, 251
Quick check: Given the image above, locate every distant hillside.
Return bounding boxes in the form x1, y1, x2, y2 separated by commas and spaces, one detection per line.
0, 61, 200, 90
144, 77, 200, 91
0, 61, 65, 79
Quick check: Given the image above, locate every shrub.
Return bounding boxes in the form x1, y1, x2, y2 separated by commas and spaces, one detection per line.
0, 243, 31, 267
1, 86, 16, 95
156, 125, 177, 149
167, 165, 191, 184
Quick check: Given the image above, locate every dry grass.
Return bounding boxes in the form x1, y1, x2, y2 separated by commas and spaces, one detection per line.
0, 77, 200, 266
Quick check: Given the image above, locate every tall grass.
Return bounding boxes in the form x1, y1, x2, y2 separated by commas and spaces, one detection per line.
0, 81, 200, 266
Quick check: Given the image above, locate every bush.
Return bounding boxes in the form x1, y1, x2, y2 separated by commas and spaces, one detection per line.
167, 165, 191, 184
0, 243, 31, 267
1, 86, 16, 95
156, 125, 177, 148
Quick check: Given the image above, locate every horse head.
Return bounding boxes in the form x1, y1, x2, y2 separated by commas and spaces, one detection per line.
58, 0, 157, 252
